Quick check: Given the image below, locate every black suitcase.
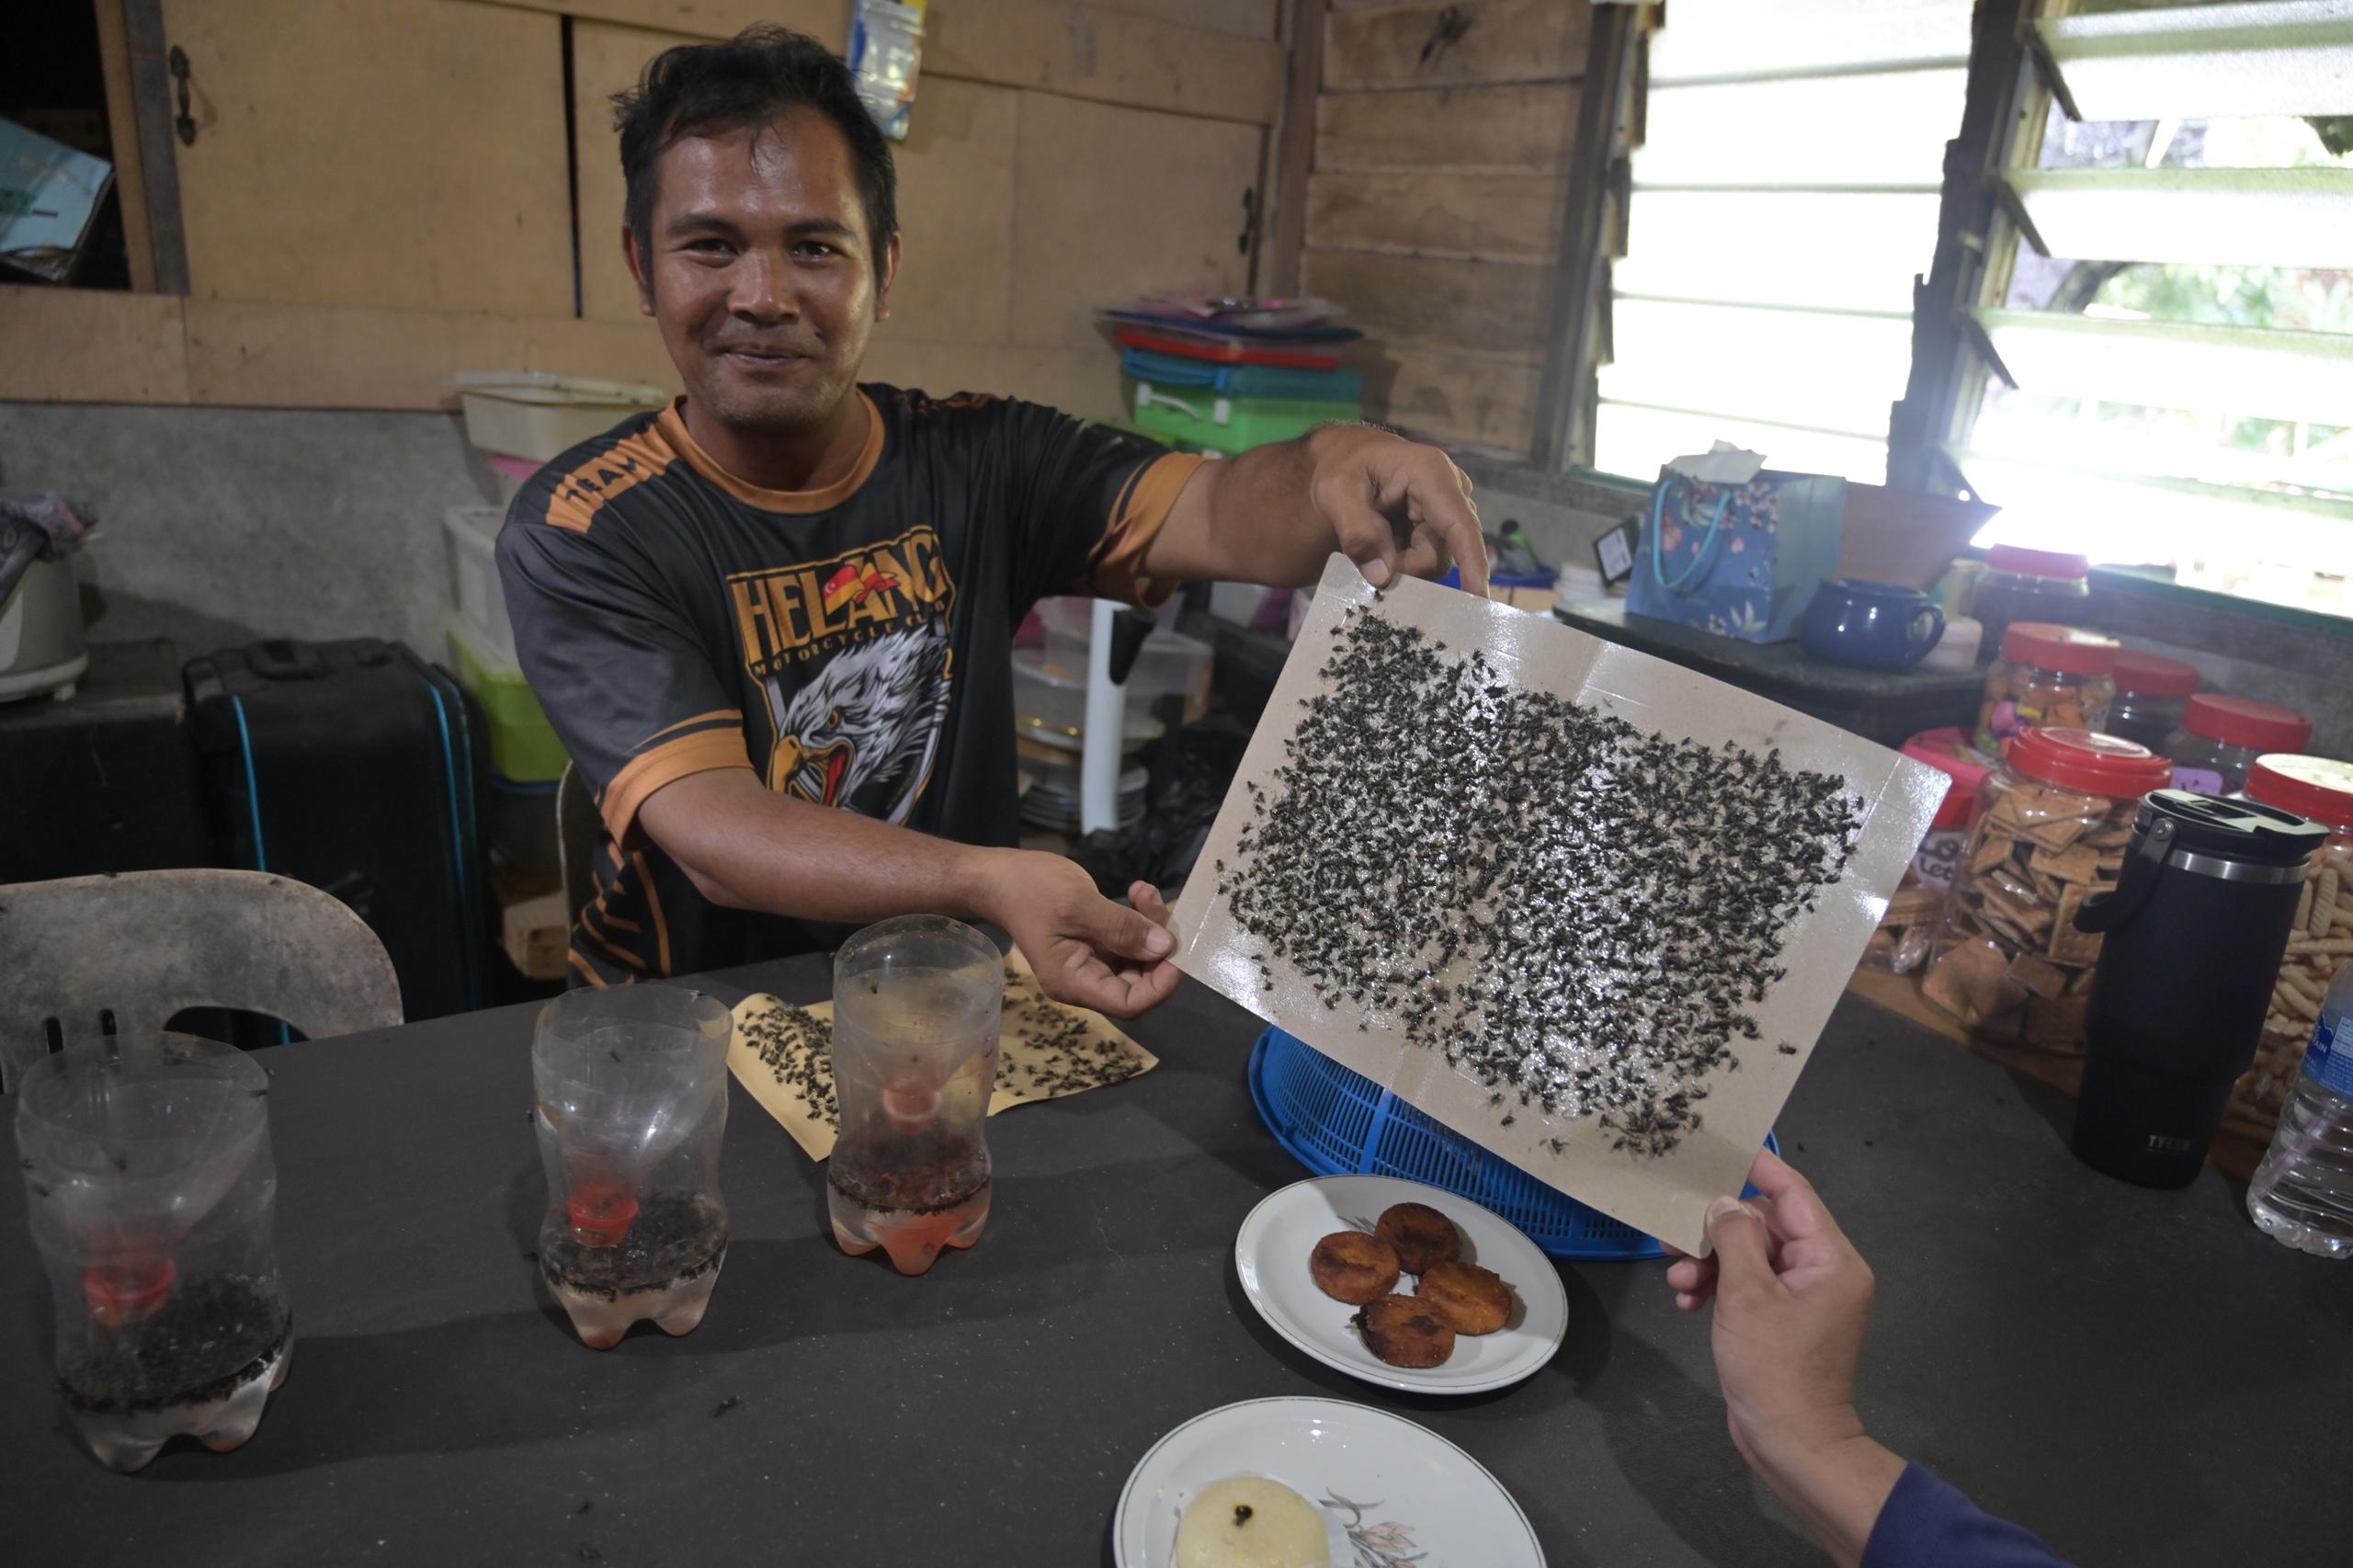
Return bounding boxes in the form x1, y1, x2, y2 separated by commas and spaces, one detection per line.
0, 641, 211, 882
185, 638, 490, 1023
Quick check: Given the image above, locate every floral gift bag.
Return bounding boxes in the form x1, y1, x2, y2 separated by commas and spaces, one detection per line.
1624, 457, 1848, 643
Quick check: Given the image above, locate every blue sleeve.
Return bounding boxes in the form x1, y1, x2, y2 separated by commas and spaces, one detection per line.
1862, 1463, 2075, 1568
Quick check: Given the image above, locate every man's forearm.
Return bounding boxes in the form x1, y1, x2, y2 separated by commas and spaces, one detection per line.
1752, 1430, 1908, 1568
636, 767, 1006, 926
1144, 427, 1341, 588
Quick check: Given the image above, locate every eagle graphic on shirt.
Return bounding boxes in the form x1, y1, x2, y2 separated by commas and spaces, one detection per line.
729, 527, 959, 826
763, 620, 951, 823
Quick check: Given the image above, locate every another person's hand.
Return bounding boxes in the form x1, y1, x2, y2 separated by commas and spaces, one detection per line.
1305, 425, 1491, 597
1665, 1151, 1905, 1568
972, 849, 1178, 1018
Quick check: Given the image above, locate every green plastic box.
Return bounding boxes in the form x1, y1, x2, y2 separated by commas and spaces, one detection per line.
1128, 380, 1361, 455
447, 619, 568, 784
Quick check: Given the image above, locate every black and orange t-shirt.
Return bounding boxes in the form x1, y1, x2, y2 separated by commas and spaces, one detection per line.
497, 384, 1207, 986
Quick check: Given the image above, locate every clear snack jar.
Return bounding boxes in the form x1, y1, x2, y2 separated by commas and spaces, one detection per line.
1864, 728, 1990, 972
827, 915, 1004, 1277
1925, 727, 2171, 1051
14, 1034, 293, 1472
2163, 694, 2313, 797
2228, 755, 2353, 1138
1970, 545, 2091, 666
2107, 649, 2199, 754
1974, 622, 2119, 757
533, 986, 733, 1349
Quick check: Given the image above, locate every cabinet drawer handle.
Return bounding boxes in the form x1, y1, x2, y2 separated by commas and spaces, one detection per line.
169, 46, 196, 147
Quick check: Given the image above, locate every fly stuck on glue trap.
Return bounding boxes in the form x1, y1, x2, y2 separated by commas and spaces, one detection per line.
1210, 598, 1864, 1159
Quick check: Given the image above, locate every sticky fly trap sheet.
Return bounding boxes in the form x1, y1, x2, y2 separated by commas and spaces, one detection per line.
1170, 557, 1947, 1255
727, 952, 1159, 1162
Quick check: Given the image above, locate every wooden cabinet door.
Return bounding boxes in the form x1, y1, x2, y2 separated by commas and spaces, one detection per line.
1011, 92, 1265, 349
159, 0, 573, 316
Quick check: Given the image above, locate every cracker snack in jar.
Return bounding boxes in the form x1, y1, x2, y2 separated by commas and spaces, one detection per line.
2226, 755, 2353, 1142
1974, 623, 2118, 757
1924, 727, 2170, 1050
1863, 728, 1988, 972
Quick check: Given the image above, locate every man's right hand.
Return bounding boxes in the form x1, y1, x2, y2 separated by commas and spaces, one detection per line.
968, 848, 1179, 1018
1665, 1151, 1905, 1568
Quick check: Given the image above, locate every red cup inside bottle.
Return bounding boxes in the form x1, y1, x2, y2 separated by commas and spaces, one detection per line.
82, 1254, 177, 1327
566, 1183, 640, 1247
881, 1073, 942, 1127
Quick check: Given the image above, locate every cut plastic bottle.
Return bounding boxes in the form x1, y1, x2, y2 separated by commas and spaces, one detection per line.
531, 986, 733, 1347
14, 1034, 293, 1472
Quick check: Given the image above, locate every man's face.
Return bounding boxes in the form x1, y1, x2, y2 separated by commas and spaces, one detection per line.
627, 110, 897, 434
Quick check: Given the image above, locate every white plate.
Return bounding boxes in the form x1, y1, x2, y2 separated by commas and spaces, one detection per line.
1234, 1176, 1568, 1396
1114, 1397, 1544, 1568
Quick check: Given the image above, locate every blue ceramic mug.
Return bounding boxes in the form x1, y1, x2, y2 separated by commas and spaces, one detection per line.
1801, 578, 1947, 669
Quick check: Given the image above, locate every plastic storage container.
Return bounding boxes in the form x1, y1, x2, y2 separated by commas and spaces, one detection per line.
2162, 694, 2313, 796
2107, 649, 2199, 753
1970, 545, 2091, 665
1924, 727, 2171, 1050
1120, 347, 1364, 402
1973, 622, 2119, 757
533, 986, 733, 1348
448, 617, 568, 783
827, 916, 1003, 1275
1863, 729, 1991, 972
1035, 597, 1214, 722
15, 1035, 293, 1472
443, 505, 516, 664
1130, 381, 1361, 455
455, 372, 668, 463
2229, 755, 2353, 1144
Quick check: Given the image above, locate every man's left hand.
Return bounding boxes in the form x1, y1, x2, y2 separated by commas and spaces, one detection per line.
1307, 424, 1491, 598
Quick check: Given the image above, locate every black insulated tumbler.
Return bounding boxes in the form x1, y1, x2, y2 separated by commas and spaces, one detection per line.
2071, 790, 2326, 1187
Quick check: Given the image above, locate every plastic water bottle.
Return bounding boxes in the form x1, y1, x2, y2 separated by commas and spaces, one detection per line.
2247, 959, 2353, 1257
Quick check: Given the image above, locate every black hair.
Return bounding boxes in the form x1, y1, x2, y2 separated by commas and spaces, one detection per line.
613, 25, 898, 261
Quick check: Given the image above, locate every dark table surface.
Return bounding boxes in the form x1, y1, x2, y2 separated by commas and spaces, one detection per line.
1552, 600, 1981, 748
5, 960, 2347, 1566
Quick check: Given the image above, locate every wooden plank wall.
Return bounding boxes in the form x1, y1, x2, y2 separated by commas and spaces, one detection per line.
568, 14, 1267, 421
10, 0, 1281, 418
1304, 1, 1590, 454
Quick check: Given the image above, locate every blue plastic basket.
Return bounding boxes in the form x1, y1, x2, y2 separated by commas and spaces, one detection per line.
1247, 1028, 1776, 1261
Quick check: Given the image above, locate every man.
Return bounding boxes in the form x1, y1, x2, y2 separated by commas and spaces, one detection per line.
499, 26, 1484, 1017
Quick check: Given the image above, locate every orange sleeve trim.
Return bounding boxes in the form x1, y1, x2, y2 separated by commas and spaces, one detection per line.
585, 923, 651, 973
566, 949, 609, 988
636, 709, 742, 749
543, 426, 677, 533
602, 728, 756, 844
1086, 451, 1210, 608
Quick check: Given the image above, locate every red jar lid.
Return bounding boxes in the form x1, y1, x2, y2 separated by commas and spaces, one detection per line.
2003, 726, 2171, 798
1986, 545, 2092, 582
2245, 754, 2353, 833
1998, 621, 2119, 676
1900, 726, 1989, 830
2111, 649, 2199, 699
2181, 693, 2313, 754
